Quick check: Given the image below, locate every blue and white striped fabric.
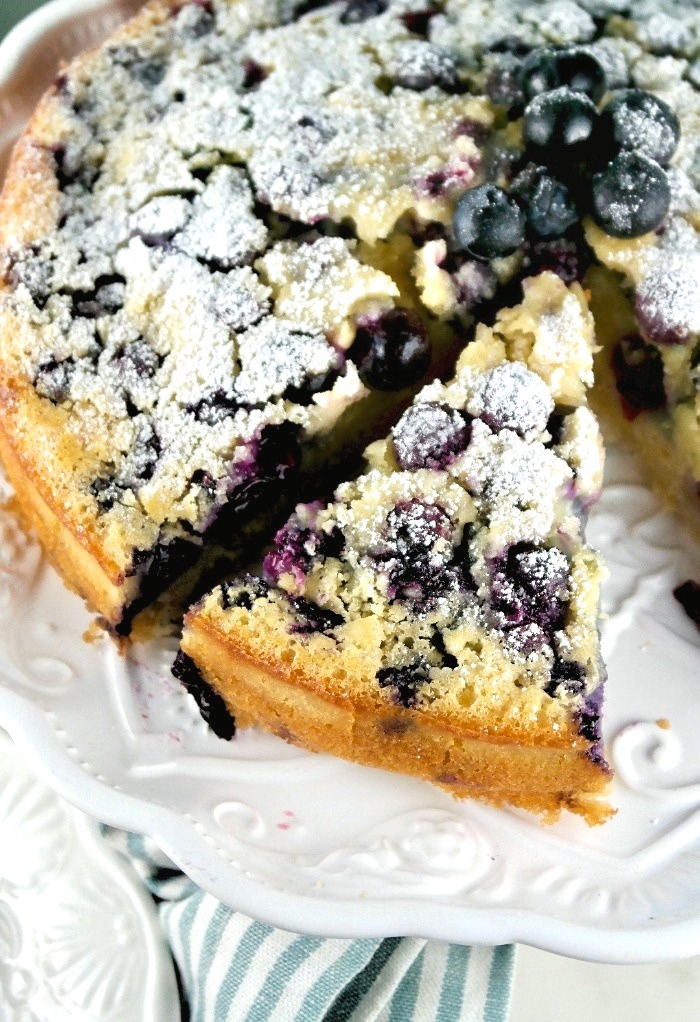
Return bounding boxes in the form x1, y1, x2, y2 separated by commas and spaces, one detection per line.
105, 829, 514, 1022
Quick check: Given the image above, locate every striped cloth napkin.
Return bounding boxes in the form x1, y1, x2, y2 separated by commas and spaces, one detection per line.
105, 829, 515, 1022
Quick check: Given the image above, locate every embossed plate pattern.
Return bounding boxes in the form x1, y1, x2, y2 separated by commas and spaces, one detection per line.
0, 0, 699, 966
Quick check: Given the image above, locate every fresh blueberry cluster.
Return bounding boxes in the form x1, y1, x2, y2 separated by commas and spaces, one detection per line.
454, 47, 680, 257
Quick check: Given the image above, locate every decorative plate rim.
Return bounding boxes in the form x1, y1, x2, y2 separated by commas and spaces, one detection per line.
0, 0, 699, 967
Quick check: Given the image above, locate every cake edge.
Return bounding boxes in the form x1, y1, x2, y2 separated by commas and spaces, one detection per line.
181, 611, 615, 826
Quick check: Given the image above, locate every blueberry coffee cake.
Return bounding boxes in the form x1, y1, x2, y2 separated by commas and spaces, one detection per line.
178, 273, 614, 823
1, 0, 699, 818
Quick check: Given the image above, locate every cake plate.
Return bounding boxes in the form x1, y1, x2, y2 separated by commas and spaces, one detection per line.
0, 0, 699, 965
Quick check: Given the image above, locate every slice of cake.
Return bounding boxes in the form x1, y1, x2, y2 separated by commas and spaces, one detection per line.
178, 273, 613, 824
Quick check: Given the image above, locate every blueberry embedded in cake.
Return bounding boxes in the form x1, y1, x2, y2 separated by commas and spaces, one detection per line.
179, 275, 613, 824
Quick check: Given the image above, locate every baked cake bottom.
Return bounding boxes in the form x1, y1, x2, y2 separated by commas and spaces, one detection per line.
179, 619, 613, 826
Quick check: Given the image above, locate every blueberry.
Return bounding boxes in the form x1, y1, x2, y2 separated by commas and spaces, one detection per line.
486, 58, 525, 110
123, 421, 161, 485
225, 423, 302, 519
349, 309, 431, 391
340, 0, 388, 23
453, 184, 525, 260
611, 334, 666, 417
576, 687, 603, 745
673, 580, 700, 629
188, 390, 240, 425
33, 356, 75, 404
111, 338, 161, 380
376, 662, 429, 709
392, 45, 458, 92
289, 596, 344, 635
520, 47, 606, 104
388, 563, 461, 611
172, 651, 235, 740
477, 361, 553, 438
490, 544, 570, 634
90, 475, 122, 513
601, 89, 680, 167
523, 88, 599, 167
379, 500, 461, 611
385, 499, 451, 554
545, 656, 586, 697
391, 402, 472, 471
546, 406, 575, 446
590, 151, 670, 238
511, 165, 578, 238
263, 516, 344, 585
635, 267, 697, 346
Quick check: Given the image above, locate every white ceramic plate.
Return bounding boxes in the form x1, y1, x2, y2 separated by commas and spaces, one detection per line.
1, 0, 699, 966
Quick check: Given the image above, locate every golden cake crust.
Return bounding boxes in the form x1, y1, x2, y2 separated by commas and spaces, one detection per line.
182, 610, 613, 825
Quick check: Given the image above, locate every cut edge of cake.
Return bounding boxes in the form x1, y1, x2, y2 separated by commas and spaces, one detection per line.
178, 273, 615, 826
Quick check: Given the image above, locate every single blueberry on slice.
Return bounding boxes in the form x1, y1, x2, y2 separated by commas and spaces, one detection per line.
188, 390, 240, 425
490, 543, 570, 634
611, 335, 666, 418
545, 656, 586, 697
340, 0, 388, 24
576, 687, 603, 745
453, 184, 526, 260
377, 662, 430, 709
590, 151, 670, 238
391, 44, 458, 92
111, 338, 161, 380
349, 309, 431, 391
485, 57, 525, 110
381, 500, 460, 611
601, 89, 680, 167
289, 596, 344, 635
520, 47, 606, 103
553, 48, 607, 103
90, 475, 122, 513
385, 499, 452, 560
391, 402, 472, 471
33, 356, 75, 404
263, 514, 344, 586
225, 423, 302, 520
511, 164, 579, 238
388, 563, 461, 612
546, 406, 575, 446
673, 580, 700, 629
523, 87, 599, 165
635, 266, 698, 346
172, 651, 236, 740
